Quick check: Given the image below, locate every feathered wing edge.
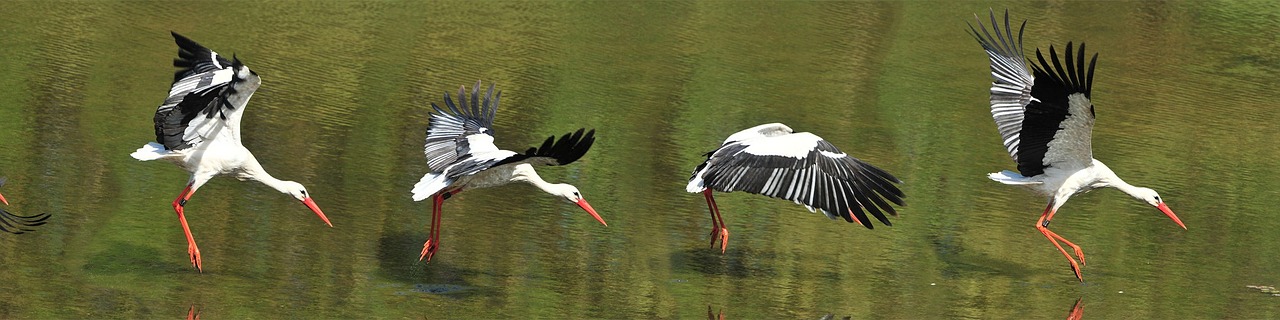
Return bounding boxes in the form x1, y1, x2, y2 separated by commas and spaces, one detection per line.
495, 128, 597, 167
967, 9, 1036, 164
170, 31, 231, 84
1031, 42, 1098, 100
423, 81, 500, 171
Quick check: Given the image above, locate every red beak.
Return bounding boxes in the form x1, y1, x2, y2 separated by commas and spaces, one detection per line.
302, 197, 333, 227
1157, 202, 1185, 230
0, 192, 8, 206
576, 198, 607, 226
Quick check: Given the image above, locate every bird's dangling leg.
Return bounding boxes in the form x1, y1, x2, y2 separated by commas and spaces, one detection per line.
421, 189, 458, 262
172, 182, 203, 272
703, 189, 729, 253
1039, 202, 1086, 265
1036, 203, 1084, 281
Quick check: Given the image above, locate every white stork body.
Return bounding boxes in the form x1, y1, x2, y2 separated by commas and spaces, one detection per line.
410, 82, 604, 262
687, 123, 906, 252
970, 10, 1184, 281
130, 32, 331, 272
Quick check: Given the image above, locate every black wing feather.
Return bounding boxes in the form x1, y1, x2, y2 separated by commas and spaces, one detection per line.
0, 208, 50, 235
1019, 42, 1097, 176
152, 33, 248, 150
694, 140, 905, 229
495, 128, 597, 167
171, 32, 232, 85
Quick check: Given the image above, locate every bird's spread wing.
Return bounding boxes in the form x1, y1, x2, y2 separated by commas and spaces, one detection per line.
0, 208, 50, 235
969, 10, 1035, 167
1027, 43, 1096, 172
971, 10, 1097, 176
691, 133, 905, 229
151, 32, 259, 150
493, 129, 596, 167
424, 81, 500, 172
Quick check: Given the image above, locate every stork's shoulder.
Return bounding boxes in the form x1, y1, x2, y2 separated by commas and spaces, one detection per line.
722, 123, 793, 145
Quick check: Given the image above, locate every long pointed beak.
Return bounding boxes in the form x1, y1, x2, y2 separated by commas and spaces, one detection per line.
302, 197, 333, 227
0, 192, 7, 206
1157, 202, 1185, 230
576, 198, 607, 226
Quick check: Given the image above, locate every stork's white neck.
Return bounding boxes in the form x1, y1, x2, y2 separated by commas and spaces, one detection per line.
510, 164, 561, 195
240, 159, 295, 196
1091, 161, 1147, 201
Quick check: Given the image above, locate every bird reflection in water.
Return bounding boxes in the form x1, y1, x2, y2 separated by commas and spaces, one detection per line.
706, 306, 851, 320
1066, 298, 1083, 320
186, 304, 201, 320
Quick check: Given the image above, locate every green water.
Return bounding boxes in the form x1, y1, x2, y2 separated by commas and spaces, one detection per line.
2, 1, 1279, 318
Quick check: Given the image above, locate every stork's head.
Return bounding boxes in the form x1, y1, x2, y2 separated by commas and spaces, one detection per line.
551, 184, 607, 227
1131, 187, 1185, 230
280, 181, 332, 227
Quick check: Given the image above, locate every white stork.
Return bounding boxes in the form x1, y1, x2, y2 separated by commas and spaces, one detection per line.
0, 177, 51, 234
410, 81, 605, 262
130, 32, 332, 272
969, 10, 1185, 281
686, 123, 906, 253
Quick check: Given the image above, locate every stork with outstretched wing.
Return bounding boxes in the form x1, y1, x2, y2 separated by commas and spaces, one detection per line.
410, 81, 605, 262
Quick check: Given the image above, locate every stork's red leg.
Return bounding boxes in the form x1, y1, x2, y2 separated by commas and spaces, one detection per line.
703, 189, 729, 253
1040, 204, 1086, 265
420, 189, 463, 263
420, 192, 443, 262
1036, 204, 1083, 281
1044, 228, 1086, 266
172, 183, 202, 272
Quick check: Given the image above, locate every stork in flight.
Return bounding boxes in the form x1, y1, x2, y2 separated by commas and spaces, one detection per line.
969, 10, 1185, 281
686, 123, 906, 252
0, 177, 51, 234
130, 32, 332, 272
410, 81, 605, 262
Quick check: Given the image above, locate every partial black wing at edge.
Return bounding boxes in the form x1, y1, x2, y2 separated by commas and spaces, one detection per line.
494, 128, 596, 167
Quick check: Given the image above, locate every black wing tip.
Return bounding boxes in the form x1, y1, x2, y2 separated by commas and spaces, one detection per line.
524, 128, 596, 165
1034, 41, 1097, 98
969, 8, 1026, 58
431, 81, 500, 125
0, 209, 51, 234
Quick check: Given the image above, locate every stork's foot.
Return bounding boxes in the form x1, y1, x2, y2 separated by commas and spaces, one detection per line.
187, 240, 203, 272
1066, 257, 1082, 282
709, 227, 730, 253
419, 239, 438, 262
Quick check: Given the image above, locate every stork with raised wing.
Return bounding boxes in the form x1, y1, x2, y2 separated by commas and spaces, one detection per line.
969, 10, 1185, 281
410, 81, 605, 262
130, 32, 332, 271
686, 123, 906, 252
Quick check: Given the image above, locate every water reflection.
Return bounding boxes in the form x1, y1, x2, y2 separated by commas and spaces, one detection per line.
707, 305, 723, 320
1066, 298, 1083, 320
